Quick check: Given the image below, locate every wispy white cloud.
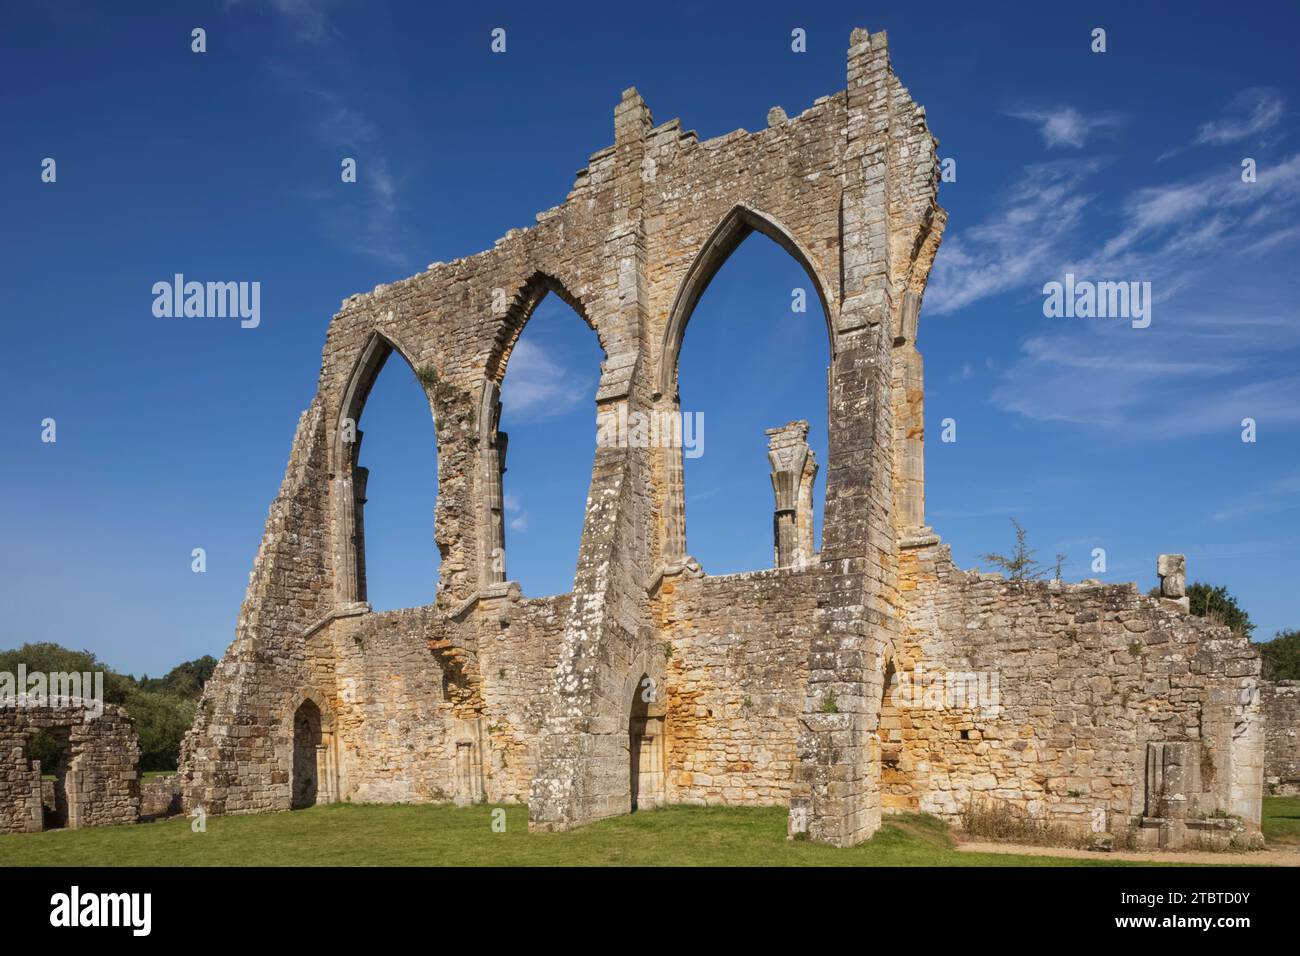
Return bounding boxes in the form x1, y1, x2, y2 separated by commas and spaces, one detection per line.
225, 0, 338, 45
1196, 87, 1286, 145
930, 140, 1300, 438
248, 11, 408, 266
927, 159, 1098, 314
1159, 87, 1286, 161
503, 492, 528, 532
500, 340, 592, 423
1006, 105, 1125, 149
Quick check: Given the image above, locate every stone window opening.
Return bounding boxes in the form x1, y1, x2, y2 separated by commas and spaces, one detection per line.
491, 277, 606, 598
333, 334, 441, 611
879, 657, 917, 813
659, 209, 833, 575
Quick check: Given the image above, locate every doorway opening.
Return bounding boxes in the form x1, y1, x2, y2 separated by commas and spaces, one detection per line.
292, 700, 322, 809
629, 673, 665, 811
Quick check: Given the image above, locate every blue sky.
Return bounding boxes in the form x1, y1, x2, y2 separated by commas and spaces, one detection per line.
2, 1, 1296, 675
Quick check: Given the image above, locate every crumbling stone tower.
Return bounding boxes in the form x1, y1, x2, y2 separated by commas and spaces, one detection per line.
180, 28, 1262, 848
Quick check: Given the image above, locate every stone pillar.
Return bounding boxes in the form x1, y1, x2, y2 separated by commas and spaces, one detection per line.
893, 291, 926, 532
791, 27, 903, 849
332, 474, 358, 604
352, 464, 369, 603
1145, 741, 1200, 819
528, 88, 655, 834
315, 742, 336, 806
766, 421, 818, 569
1158, 553, 1188, 611
478, 380, 507, 587
661, 403, 688, 563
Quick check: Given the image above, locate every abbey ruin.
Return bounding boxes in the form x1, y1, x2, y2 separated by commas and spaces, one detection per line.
172, 29, 1270, 849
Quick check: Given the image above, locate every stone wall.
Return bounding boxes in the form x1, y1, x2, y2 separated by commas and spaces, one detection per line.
140, 773, 182, 820
896, 541, 1263, 841
657, 566, 816, 805
176, 26, 1263, 850
0, 703, 140, 834
1262, 681, 1300, 795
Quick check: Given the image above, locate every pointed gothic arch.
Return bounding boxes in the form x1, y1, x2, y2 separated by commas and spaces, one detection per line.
655, 205, 836, 567
655, 204, 836, 401
485, 271, 606, 385
331, 331, 442, 606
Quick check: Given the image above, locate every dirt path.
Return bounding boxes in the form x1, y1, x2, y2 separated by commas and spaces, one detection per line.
955, 839, 1300, 866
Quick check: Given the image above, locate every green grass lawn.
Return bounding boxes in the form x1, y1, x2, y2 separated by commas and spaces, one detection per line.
1262, 795, 1300, 845
7, 798, 1292, 867
0, 803, 1189, 867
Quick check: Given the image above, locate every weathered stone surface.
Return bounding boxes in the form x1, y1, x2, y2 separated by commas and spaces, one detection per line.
174, 28, 1264, 851
1261, 680, 1300, 795
0, 703, 140, 834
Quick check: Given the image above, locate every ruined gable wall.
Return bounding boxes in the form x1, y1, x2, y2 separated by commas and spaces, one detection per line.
181, 30, 946, 841
896, 541, 1262, 834
180, 402, 332, 816
1262, 680, 1300, 795
656, 567, 816, 805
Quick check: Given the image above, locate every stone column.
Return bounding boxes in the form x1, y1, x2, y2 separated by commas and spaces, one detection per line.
766, 421, 818, 569
332, 428, 366, 605
352, 464, 369, 603
478, 380, 507, 587
661, 401, 688, 563
528, 89, 655, 833
332, 474, 358, 604
315, 742, 336, 805
893, 291, 926, 532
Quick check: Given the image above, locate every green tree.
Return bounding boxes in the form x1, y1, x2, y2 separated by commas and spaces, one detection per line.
1259, 629, 1300, 681
980, 519, 1048, 581
0, 643, 217, 771
125, 689, 197, 771
0, 643, 132, 703
1187, 581, 1255, 638
137, 655, 216, 699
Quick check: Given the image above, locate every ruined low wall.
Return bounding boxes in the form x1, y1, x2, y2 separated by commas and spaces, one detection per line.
470, 593, 571, 802
657, 566, 816, 805
896, 542, 1262, 838
0, 703, 140, 834
325, 593, 569, 807
328, 607, 460, 805
140, 774, 182, 820
1262, 681, 1300, 795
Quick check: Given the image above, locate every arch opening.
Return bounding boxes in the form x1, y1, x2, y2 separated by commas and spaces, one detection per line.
878, 657, 915, 813
629, 673, 665, 812
657, 205, 834, 401
334, 335, 441, 611
291, 699, 323, 810
671, 226, 833, 575
493, 278, 606, 597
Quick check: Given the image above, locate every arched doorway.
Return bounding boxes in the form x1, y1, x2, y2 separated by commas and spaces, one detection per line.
292, 700, 322, 809
629, 673, 665, 811
878, 657, 914, 812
